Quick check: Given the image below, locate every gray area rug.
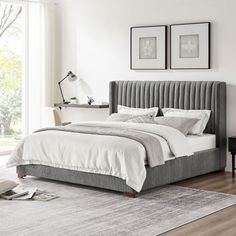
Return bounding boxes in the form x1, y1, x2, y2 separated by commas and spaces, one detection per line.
1, 164, 236, 236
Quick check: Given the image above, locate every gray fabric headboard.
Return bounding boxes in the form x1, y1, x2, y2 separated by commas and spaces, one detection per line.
109, 80, 226, 148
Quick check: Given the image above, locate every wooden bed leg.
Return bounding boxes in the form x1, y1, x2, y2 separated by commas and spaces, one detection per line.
17, 173, 26, 179
124, 192, 136, 198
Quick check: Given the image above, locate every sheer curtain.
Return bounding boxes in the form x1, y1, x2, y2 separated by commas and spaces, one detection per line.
23, 0, 56, 134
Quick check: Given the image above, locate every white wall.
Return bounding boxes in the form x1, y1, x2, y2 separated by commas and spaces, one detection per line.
55, 0, 236, 170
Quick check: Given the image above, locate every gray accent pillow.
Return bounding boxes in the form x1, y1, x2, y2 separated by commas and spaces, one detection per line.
126, 116, 154, 124
106, 113, 145, 122
0, 179, 18, 195
153, 117, 200, 135
162, 108, 211, 135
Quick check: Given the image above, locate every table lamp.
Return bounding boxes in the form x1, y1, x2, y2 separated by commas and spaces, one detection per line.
58, 71, 77, 104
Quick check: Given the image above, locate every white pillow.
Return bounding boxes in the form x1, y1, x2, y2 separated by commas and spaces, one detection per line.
162, 108, 211, 135
117, 105, 159, 116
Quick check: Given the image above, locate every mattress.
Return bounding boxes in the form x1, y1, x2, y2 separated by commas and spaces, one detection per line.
187, 134, 216, 152
162, 134, 216, 161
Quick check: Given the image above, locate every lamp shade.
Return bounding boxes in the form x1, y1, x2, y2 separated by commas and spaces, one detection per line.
68, 71, 77, 82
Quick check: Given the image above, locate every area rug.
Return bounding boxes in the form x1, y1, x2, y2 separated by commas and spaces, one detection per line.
1, 164, 236, 236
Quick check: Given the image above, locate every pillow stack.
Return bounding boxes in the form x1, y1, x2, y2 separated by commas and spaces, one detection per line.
162, 108, 211, 135
107, 105, 211, 136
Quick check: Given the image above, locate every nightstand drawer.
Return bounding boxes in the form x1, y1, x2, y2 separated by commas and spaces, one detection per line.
228, 137, 236, 153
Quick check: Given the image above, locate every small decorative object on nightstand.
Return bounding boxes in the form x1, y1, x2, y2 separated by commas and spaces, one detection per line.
228, 136, 236, 178
87, 96, 94, 105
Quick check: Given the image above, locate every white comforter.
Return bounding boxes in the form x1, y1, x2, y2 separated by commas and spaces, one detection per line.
7, 122, 193, 192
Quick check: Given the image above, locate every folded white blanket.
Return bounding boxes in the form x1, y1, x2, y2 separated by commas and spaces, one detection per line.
7, 122, 193, 192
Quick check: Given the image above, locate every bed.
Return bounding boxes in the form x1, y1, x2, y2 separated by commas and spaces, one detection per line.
13, 81, 226, 197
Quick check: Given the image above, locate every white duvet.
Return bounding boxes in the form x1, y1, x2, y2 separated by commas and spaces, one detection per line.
7, 122, 193, 192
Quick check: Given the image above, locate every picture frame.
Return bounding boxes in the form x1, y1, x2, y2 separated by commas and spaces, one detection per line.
130, 25, 167, 70
170, 22, 211, 69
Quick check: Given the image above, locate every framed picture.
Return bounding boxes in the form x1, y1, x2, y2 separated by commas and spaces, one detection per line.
130, 25, 167, 70
170, 22, 210, 69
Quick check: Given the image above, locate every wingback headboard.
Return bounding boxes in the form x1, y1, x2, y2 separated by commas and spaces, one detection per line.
109, 81, 226, 149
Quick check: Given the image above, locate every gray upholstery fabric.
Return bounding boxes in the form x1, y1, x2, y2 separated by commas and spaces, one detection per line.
109, 81, 226, 149
142, 148, 222, 191
17, 165, 134, 192
17, 148, 223, 194
17, 80, 227, 195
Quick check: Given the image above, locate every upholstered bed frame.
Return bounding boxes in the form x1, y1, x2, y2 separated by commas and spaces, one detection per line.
17, 81, 226, 197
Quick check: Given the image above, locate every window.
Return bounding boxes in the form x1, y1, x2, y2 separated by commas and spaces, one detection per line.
0, 2, 24, 154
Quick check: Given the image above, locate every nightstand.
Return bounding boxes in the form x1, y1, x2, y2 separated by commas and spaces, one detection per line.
228, 137, 236, 178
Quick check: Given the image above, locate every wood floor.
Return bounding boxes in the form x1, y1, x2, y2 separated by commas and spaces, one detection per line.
163, 171, 236, 236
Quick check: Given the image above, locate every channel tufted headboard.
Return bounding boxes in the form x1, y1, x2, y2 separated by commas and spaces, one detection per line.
109, 81, 226, 149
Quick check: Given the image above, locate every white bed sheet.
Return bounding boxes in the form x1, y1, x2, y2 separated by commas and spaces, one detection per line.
161, 133, 216, 162
187, 134, 216, 152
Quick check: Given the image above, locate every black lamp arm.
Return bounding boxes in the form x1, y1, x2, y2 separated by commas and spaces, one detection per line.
58, 72, 71, 84
58, 71, 74, 104
58, 81, 66, 103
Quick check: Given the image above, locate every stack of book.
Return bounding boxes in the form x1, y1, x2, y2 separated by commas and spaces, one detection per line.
0, 179, 58, 201
1, 186, 37, 200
